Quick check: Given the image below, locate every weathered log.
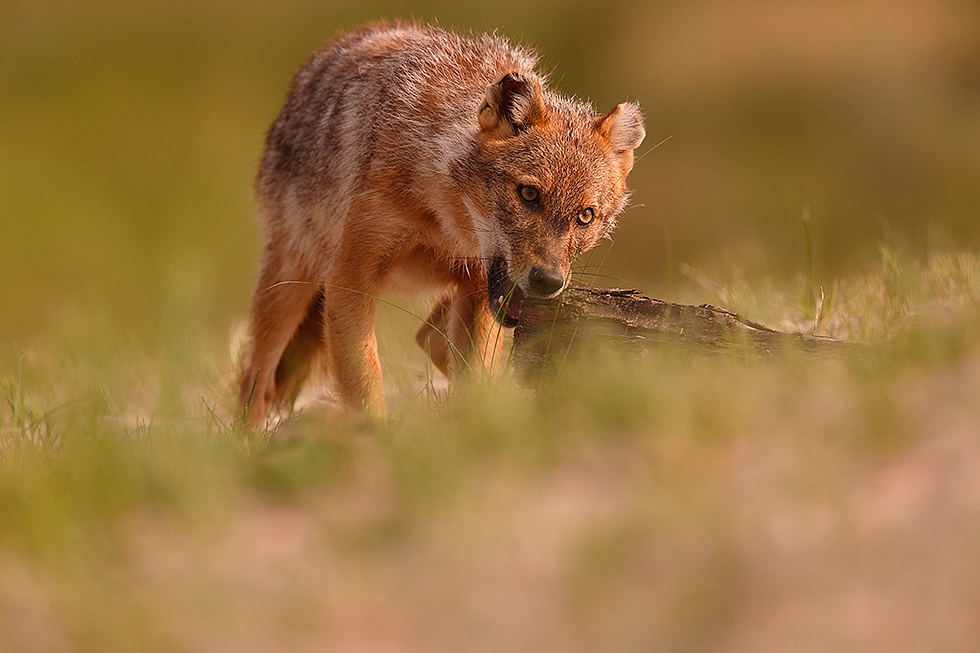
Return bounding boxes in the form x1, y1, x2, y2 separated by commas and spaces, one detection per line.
512, 284, 854, 383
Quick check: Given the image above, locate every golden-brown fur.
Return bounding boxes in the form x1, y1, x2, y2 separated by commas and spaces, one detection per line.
238, 22, 645, 424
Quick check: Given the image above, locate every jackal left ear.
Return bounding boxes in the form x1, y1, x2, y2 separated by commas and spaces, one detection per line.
479, 72, 548, 137
596, 102, 646, 156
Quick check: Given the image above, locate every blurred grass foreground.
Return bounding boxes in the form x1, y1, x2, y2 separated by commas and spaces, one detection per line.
4, 250, 980, 652
3, 0, 980, 651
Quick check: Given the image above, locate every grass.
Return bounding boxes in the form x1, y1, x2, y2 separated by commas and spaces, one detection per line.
3, 248, 980, 652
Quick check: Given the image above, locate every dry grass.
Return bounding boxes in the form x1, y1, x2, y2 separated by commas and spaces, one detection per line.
3, 251, 980, 653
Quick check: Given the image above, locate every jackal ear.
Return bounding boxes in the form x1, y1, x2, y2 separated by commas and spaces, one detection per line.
478, 72, 548, 137
596, 102, 646, 156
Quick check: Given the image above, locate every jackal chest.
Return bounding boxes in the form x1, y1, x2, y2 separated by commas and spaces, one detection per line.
379, 243, 479, 299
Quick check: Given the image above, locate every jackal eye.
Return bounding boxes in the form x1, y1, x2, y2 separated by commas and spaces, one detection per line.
576, 208, 596, 227
518, 185, 539, 204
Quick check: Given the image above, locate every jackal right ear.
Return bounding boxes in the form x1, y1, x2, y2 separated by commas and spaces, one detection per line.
596, 102, 646, 156
478, 72, 548, 137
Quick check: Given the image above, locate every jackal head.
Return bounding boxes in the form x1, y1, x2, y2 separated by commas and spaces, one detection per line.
461, 72, 645, 327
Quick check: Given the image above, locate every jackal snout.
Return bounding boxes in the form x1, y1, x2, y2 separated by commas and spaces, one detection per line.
527, 266, 565, 297
486, 257, 567, 328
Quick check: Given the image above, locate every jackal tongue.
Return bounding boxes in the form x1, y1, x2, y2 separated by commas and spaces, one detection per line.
503, 282, 525, 321
488, 258, 524, 326
490, 276, 524, 323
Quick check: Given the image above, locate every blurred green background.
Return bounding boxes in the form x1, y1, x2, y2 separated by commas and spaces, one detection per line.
2, 0, 979, 347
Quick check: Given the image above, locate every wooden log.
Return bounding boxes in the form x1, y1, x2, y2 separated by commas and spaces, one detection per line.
511, 284, 854, 383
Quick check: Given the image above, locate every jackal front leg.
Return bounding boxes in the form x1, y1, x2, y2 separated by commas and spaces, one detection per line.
322, 282, 386, 420
416, 280, 503, 379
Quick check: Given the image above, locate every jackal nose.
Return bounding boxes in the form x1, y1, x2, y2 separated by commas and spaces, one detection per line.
528, 266, 565, 297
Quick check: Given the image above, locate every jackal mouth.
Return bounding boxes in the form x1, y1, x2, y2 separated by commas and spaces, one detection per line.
487, 257, 525, 327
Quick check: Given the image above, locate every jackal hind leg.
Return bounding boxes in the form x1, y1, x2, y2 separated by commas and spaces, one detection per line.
238, 259, 321, 427
271, 288, 326, 412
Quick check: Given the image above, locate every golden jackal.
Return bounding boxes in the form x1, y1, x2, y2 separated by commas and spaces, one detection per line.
239, 22, 645, 423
